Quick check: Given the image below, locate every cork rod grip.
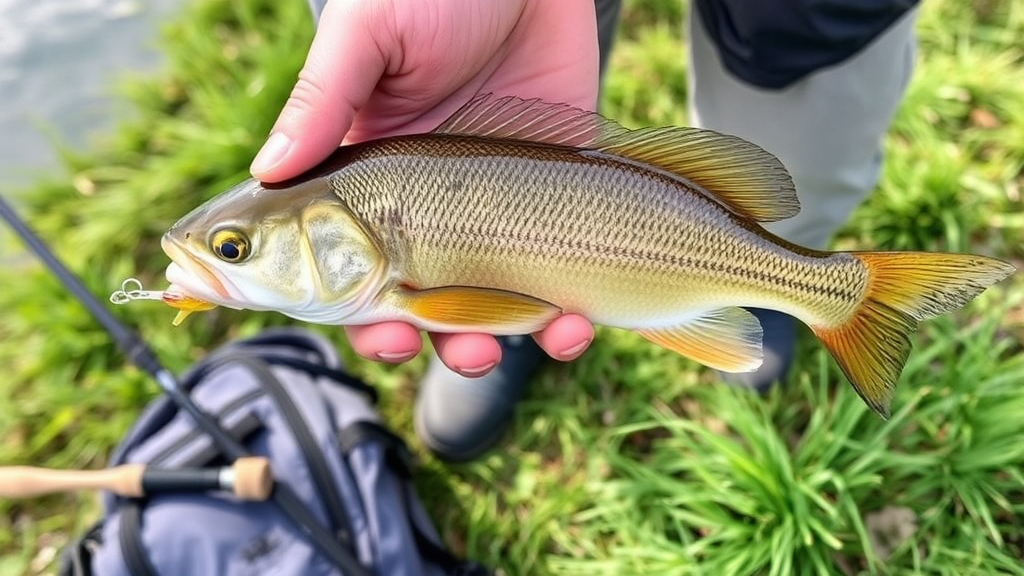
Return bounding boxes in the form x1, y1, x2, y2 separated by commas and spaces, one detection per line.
229, 457, 274, 501
0, 464, 145, 498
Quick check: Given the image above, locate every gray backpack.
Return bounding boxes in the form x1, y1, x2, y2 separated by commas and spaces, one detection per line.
59, 328, 489, 576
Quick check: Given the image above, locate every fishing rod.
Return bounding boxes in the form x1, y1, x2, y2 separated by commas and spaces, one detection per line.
0, 193, 369, 576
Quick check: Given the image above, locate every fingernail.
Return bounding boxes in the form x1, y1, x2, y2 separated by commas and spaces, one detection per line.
250, 132, 292, 175
559, 339, 592, 359
376, 350, 417, 362
457, 361, 497, 377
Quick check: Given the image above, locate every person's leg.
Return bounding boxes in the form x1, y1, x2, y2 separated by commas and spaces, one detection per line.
414, 336, 546, 462
414, 0, 623, 462
306, 0, 326, 24
688, 3, 918, 389
595, 0, 623, 82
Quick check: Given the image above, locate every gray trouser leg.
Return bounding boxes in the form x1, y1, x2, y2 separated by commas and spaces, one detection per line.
688, 4, 918, 249
307, 0, 327, 24
595, 0, 623, 80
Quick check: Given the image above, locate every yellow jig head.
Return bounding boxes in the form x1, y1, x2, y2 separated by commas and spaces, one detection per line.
110, 278, 217, 326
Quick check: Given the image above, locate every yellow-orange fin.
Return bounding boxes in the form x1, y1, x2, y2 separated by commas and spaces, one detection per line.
172, 310, 194, 326
435, 94, 798, 222
637, 307, 763, 372
398, 285, 561, 334
598, 128, 798, 222
813, 252, 1015, 419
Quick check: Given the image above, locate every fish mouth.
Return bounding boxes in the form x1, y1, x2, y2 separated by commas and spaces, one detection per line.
161, 234, 231, 302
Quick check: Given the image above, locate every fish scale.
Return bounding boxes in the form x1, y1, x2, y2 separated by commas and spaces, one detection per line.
328, 134, 863, 325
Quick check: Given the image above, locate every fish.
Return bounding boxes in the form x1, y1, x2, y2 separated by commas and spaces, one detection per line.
161, 94, 1015, 418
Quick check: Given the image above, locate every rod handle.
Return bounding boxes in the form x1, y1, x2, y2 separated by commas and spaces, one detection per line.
0, 464, 145, 498
0, 458, 273, 501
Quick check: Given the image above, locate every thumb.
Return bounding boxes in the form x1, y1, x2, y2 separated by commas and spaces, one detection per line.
251, 1, 388, 183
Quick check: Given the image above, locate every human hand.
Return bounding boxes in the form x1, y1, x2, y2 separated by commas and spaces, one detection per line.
251, 0, 600, 376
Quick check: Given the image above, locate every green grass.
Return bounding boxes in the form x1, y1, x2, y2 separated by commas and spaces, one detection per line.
2, 0, 1023, 574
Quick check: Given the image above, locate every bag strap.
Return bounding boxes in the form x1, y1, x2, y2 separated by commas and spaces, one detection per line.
338, 421, 413, 477
260, 354, 378, 403
251, 355, 355, 545
338, 422, 493, 576
233, 330, 377, 400
231, 331, 332, 363
185, 329, 378, 401
57, 522, 103, 576
406, 513, 491, 576
119, 503, 158, 576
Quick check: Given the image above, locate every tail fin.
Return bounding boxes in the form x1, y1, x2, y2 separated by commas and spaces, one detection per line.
811, 252, 1015, 419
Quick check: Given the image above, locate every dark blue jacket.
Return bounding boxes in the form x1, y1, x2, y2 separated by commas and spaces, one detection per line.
695, 0, 919, 89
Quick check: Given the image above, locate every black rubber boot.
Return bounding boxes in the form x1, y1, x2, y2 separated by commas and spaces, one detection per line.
717, 308, 797, 393
414, 335, 546, 462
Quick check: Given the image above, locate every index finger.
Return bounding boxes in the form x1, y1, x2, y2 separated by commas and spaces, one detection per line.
251, 0, 390, 182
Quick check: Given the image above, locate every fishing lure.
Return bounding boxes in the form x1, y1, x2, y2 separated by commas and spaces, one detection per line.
110, 278, 215, 325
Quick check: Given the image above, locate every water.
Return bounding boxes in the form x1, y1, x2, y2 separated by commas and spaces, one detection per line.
0, 0, 183, 191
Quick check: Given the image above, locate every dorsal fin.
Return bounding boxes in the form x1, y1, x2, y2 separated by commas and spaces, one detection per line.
434, 94, 799, 222
434, 94, 609, 148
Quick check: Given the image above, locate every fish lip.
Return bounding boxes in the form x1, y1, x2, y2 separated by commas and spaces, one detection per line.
161, 234, 231, 300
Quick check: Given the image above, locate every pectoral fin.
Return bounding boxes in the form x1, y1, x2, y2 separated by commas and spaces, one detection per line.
396, 285, 562, 334
637, 307, 764, 372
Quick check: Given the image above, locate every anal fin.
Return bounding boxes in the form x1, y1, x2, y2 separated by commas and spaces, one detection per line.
637, 307, 764, 372
397, 285, 562, 334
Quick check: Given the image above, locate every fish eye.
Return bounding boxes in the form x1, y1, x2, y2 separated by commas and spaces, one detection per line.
210, 229, 251, 263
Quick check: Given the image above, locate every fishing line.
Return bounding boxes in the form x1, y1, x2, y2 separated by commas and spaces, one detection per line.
0, 193, 369, 576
